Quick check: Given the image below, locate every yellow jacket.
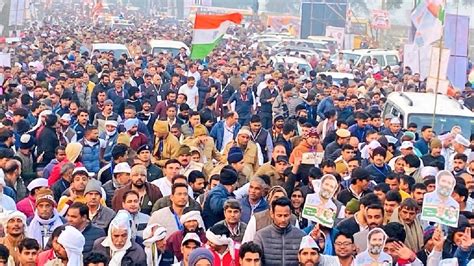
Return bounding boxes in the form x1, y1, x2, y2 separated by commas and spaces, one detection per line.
152, 133, 180, 167
221, 140, 259, 176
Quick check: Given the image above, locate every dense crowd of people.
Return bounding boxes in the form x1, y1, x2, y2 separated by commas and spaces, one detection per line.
0, 3, 473, 266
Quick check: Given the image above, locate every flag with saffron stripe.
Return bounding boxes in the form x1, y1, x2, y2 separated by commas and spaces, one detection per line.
191, 13, 243, 60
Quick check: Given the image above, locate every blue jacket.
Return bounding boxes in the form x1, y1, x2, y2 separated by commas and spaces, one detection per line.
80, 139, 101, 173
365, 163, 392, 184
239, 196, 268, 224
348, 124, 373, 143
316, 97, 334, 119
209, 120, 241, 151
202, 184, 234, 228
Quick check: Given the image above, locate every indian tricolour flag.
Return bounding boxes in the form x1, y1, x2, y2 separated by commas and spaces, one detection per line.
191, 13, 243, 60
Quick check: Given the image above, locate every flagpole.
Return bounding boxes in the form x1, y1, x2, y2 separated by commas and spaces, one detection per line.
431, 3, 446, 129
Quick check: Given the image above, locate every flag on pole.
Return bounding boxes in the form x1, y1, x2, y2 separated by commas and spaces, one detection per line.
91, 0, 104, 20
191, 13, 243, 60
411, 0, 446, 47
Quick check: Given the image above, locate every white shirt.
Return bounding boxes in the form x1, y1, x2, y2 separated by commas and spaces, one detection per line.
186, 70, 201, 81
151, 177, 193, 197
179, 84, 199, 111
0, 194, 17, 211
221, 123, 234, 153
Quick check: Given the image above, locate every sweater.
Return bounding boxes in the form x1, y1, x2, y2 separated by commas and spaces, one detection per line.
254, 223, 305, 266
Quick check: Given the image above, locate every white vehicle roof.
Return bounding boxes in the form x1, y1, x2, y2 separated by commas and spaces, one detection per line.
339, 49, 398, 55
149, 40, 189, 50
92, 43, 128, 50
271, 55, 309, 64
318, 72, 354, 80
386, 92, 474, 117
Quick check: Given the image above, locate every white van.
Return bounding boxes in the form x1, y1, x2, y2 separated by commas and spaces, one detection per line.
383, 92, 474, 136
149, 40, 190, 57
331, 49, 400, 68
269, 55, 313, 74
92, 43, 132, 60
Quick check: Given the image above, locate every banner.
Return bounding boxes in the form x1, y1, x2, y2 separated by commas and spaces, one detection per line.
371, 9, 390, 30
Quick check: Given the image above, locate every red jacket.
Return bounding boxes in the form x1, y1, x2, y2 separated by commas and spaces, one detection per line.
48, 160, 83, 186
36, 249, 54, 266
206, 244, 240, 266
129, 132, 148, 151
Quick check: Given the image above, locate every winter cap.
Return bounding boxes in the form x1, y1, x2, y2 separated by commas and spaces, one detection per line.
84, 179, 102, 195
124, 118, 139, 132
227, 147, 244, 164
188, 248, 214, 266
219, 166, 238, 185
193, 124, 208, 137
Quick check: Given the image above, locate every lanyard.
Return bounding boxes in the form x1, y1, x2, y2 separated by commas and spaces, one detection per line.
172, 209, 183, 231
373, 164, 388, 178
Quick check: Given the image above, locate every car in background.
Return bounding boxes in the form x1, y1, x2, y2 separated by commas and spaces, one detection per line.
318, 72, 355, 86
272, 46, 330, 58
383, 92, 474, 136
330, 49, 400, 68
269, 55, 313, 74
92, 43, 131, 60
149, 40, 190, 57
271, 39, 329, 53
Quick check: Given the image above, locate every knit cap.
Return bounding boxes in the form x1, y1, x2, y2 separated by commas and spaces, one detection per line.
227, 147, 243, 164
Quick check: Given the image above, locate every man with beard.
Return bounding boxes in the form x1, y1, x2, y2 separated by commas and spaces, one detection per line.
137, 100, 157, 134
420, 138, 445, 170
112, 164, 162, 215
0, 211, 27, 265
336, 193, 381, 236
177, 145, 203, 177
389, 198, 424, 252
354, 228, 392, 265
142, 223, 175, 265
58, 113, 77, 144
26, 188, 65, 249
249, 115, 273, 164
337, 168, 372, 205
37, 225, 85, 266
422, 170, 459, 220
166, 209, 206, 261
188, 170, 206, 199
254, 197, 305, 265
452, 153, 468, 176
222, 127, 260, 179
298, 235, 340, 265
91, 74, 111, 105
93, 99, 122, 135
72, 108, 91, 142
155, 91, 178, 120
123, 118, 148, 151
334, 232, 355, 266
411, 183, 427, 209
135, 144, 163, 182
352, 204, 384, 253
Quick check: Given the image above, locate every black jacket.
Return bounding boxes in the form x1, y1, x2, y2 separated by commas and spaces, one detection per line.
37, 126, 59, 167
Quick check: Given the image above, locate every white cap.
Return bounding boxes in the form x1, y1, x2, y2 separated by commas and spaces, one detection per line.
400, 141, 414, 150
237, 128, 252, 137
182, 232, 202, 246
60, 113, 71, 121
454, 134, 470, 147
143, 224, 167, 246
420, 166, 438, 179
299, 235, 319, 251
72, 167, 94, 177
105, 120, 118, 127
385, 135, 398, 145
390, 117, 401, 124
27, 178, 48, 191
113, 162, 131, 174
